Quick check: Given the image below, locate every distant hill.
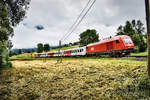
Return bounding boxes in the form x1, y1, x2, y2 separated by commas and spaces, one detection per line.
10, 48, 37, 53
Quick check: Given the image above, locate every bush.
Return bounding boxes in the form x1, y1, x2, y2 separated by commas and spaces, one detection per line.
7, 61, 12, 67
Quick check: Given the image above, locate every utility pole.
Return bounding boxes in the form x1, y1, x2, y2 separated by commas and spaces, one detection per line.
145, 0, 150, 76
57, 40, 62, 63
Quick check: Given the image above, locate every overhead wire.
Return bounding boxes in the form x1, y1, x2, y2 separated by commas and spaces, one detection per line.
60, 0, 92, 41
61, 0, 96, 43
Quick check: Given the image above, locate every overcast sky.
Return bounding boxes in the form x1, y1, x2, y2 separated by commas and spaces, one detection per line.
12, 0, 146, 49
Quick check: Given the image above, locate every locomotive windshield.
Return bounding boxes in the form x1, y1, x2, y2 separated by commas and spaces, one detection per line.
123, 38, 132, 43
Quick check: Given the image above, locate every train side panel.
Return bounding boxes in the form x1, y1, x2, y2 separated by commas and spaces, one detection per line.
86, 42, 107, 54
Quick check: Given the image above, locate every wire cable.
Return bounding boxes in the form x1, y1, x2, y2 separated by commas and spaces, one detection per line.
61, 0, 96, 43
60, 0, 92, 41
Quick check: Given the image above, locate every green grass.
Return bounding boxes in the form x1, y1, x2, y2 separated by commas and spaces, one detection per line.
9, 53, 34, 60
130, 52, 148, 56
50, 45, 79, 52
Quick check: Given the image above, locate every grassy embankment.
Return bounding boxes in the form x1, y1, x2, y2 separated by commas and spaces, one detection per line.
130, 52, 148, 56
9, 53, 34, 60
0, 58, 150, 99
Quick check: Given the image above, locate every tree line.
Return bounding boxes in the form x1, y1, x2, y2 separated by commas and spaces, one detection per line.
37, 43, 50, 53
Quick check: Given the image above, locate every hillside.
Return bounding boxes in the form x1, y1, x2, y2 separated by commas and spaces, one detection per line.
50, 45, 79, 52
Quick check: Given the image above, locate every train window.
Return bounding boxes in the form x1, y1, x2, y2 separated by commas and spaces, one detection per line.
116, 40, 120, 44
123, 38, 132, 43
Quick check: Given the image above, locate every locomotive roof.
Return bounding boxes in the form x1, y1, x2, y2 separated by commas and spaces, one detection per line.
87, 35, 129, 46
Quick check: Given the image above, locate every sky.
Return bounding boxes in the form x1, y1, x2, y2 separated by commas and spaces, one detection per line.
12, 0, 146, 49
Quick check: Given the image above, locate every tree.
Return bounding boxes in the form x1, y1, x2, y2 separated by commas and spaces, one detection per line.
117, 20, 147, 52
145, 0, 150, 76
44, 44, 50, 52
0, 0, 30, 41
37, 43, 44, 53
0, 0, 30, 67
7, 40, 13, 50
79, 29, 99, 46
18, 49, 22, 54
9, 51, 17, 57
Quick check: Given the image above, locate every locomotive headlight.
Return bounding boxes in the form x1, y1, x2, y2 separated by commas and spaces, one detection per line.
91, 47, 94, 51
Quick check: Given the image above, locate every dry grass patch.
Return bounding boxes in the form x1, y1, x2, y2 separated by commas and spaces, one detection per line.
0, 58, 149, 99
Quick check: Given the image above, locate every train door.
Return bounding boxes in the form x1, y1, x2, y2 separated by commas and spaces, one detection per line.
114, 39, 124, 50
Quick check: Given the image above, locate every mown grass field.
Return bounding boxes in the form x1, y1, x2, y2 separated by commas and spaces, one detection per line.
0, 58, 150, 100
9, 53, 34, 60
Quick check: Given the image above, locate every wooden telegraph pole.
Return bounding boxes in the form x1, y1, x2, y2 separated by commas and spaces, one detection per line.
145, 0, 150, 76
57, 40, 62, 63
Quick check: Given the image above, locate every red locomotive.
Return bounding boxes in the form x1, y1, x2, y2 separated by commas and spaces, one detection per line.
86, 35, 134, 57
35, 35, 134, 57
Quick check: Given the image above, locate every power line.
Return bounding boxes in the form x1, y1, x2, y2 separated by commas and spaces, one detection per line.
60, 0, 92, 41
61, 0, 96, 43
62, 0, 96, 42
